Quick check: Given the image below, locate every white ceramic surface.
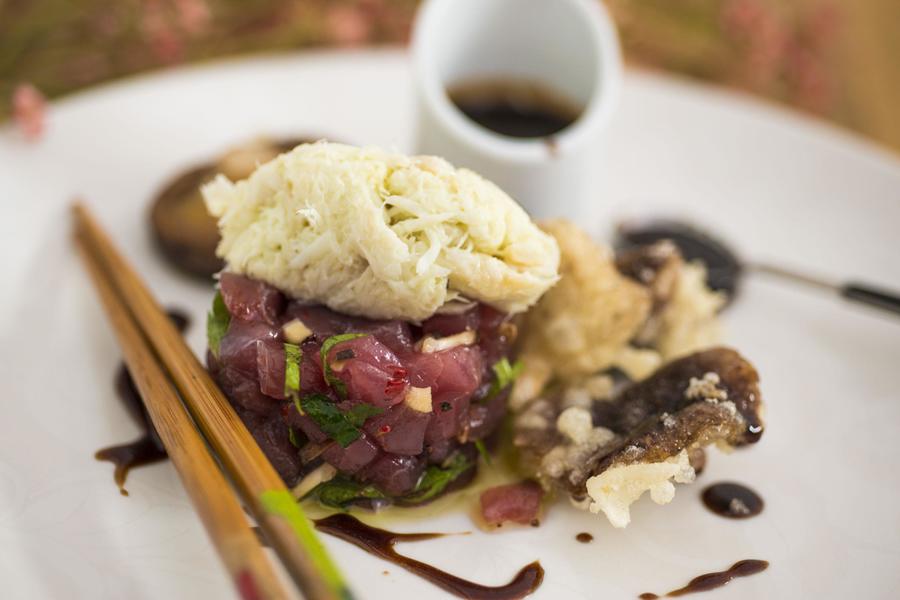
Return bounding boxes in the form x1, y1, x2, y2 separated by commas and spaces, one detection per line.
1, 49, 900, 600
412, 0, 621, 221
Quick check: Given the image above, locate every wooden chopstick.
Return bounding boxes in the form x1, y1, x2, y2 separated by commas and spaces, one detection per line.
73, 202, 352, 600
75, 233, 291, 600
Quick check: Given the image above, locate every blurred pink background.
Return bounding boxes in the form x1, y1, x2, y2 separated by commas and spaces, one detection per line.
3, 0, 898, 151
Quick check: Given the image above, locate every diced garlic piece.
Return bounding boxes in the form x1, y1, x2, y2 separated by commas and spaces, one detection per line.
282, 318, 312, 344
585, 449, 695, 528
291, 463, 337, 499
404, 386, 433, 413
419, 329, 476, 353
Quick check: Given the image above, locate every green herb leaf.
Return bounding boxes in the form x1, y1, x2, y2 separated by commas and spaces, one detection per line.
300, 393, 362, 448
295, 394, 382, 447
345, 404, 384, 427
493, 357, 524, 389
287, 427, 301, 448
206, 291, 230, 359
319, 333, 368, 398
284, 342, 302, 396
474, 439, 492, 465
400, 452, 474, 505
304, 453, 475, 508
483, 357, 524, 402
305, 476, 386, 509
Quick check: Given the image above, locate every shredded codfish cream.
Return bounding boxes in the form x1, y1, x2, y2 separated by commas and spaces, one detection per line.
203, 142, 560, 321
585, 450, 695, 528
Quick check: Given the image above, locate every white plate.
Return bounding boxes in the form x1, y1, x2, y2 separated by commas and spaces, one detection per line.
2, 49, 899, 600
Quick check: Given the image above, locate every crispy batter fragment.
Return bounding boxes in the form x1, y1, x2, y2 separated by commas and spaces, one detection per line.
654, 262, 725, 360
514, 223, 725, 408
516, 220, 652, 389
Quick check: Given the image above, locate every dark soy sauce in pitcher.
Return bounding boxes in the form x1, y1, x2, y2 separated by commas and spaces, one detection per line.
448, 79, 582, 139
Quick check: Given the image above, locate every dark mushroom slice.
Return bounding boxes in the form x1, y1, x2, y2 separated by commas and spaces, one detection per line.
595, 347, 762, 443
149, 137, 317, 279
149, 164, 223, 279
514, 347, 763, 498
584, 347, 762, 493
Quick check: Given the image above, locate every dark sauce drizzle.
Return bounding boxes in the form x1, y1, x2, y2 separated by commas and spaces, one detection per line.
639, 559, 769, 598
701, 483, 764, 519
95, 309, 189, 495
314, 514, 544, 600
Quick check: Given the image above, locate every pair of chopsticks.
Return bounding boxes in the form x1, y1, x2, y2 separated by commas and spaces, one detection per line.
73, 202, 352, 600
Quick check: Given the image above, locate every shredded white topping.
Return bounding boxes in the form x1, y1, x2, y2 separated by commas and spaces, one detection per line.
204, 142, 560, 321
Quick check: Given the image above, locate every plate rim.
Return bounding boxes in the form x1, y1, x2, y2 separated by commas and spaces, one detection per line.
3, 47, 899, 175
